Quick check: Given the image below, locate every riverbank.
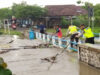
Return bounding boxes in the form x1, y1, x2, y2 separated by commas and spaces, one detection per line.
0, 29, 22, 36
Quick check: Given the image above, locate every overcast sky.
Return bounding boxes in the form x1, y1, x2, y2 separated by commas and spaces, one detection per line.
0, 0, 100, 8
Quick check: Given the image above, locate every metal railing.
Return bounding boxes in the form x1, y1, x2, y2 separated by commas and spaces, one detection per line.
94, 33, 100, 39
35, 32, 78, 51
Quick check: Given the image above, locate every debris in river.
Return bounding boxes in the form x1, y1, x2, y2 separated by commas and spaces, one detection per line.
41, 56, 57, 63
0, 43, 55, 54
41, 58, 51, 62
0, 50, 9, 54
20, 43, 54, 49
47, 43, 70, 70
7, 40, 14, 44
2, 48, 20, 51
22, 46, 37, 49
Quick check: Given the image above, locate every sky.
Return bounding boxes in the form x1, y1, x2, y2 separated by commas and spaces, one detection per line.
0, 0, 100, 8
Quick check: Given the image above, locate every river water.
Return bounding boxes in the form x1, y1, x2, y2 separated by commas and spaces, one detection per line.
0, 36, 100, 75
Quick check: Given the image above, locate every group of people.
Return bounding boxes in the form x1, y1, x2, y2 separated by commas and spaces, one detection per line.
38, 22, 95, 48
55, 24, 95, 48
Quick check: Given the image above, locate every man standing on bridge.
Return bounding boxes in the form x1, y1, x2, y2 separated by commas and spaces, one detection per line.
66, 25, 80, 48
39, 22, 46, 34
80, 24, 95, 44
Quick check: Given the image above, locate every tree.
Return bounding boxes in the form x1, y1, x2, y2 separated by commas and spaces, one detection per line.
94, 4, 100, 27
0, 8, 12, 19
11, 2, 47, 19
77, 0, 82, 4
61, 16, 67, 25
83, 2, 93, 10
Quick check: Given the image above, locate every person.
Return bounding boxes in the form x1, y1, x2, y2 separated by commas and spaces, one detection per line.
66, 25, 79, 48
54, 25, 62, 38
29, 28, 34, 40
80, 24, 95, 44
39, 22, 46, 34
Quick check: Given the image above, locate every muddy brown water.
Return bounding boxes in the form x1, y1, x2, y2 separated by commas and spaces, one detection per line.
0, 36, 100, 75
1, 48, 100, 75
79, 62, 100, 75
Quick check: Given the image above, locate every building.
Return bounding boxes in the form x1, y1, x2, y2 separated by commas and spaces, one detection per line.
44, 5, 87, 28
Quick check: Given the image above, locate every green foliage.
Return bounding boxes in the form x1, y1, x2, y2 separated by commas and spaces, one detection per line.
83, 2, 93, 10
73, 15, 88, 26
77, 0, 81, 4
11, 2, 47, 19
0, 29, 22, 36
77, 1, 100, 27
61, 16, 67, 25
0, 8, 12, 19
47, 28, 67, 36
73, 19, 81, 26
0, 66, 12, 75
0, 1, 47, 20
61, 16, 70, 27
94, 4, 100, 27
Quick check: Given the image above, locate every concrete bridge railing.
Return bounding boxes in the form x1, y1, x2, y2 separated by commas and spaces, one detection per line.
79, 44, 100, 69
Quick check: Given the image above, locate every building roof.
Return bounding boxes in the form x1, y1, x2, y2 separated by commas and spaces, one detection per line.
45, 5, 88, 16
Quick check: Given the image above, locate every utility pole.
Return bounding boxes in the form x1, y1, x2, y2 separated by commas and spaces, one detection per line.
7, 20, 10, 35
88, 0, 90, 27
92, 9, 94, 30
70, 16, 73, 25
4, 19, 7, 33
45, 17, 49, 28
4, 19, 10, 34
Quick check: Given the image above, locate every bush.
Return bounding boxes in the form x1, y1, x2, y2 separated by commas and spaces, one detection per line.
72, 18, 88, 26
0, 29, 22, 36
60, 16, 71, 28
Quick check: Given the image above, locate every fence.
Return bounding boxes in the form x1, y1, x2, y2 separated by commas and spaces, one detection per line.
94, 33, 100, 39
35, 32, 100, 51
35, 32, 78, 51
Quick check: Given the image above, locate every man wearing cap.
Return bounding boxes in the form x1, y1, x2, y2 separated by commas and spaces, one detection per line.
80, 24, 95, 44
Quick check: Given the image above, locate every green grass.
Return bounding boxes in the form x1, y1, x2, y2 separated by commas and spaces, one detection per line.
47, 28, 67, 36
92, 27, 100, 33
47, 27, 100, 37
0, 29, 22, 36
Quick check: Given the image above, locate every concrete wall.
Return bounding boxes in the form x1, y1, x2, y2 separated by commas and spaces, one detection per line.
79, 44, 100, 69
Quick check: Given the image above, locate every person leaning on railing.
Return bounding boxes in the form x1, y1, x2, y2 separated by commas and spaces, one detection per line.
80, 24, 95, 44
66, 25, 80, 48
54, 25, 62, 38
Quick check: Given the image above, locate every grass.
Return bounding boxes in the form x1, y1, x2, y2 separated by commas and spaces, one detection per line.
92, 27, 100, 33
47, 28, 67, 36
0, 29, 22, 36
47, 27, 100, 37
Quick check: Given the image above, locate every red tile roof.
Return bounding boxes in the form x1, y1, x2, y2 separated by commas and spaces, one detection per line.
45, 5, 88, 16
